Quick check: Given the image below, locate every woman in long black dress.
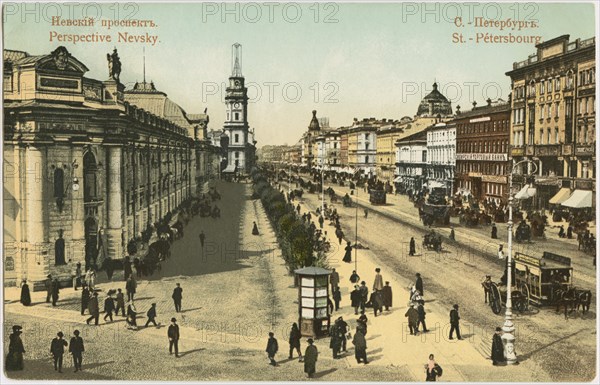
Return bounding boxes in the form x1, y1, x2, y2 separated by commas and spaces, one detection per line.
5, 325, 25, 371
20, 280, 31, 306
342, 241, 352, 263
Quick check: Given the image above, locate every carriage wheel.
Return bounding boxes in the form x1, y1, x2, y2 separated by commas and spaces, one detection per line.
490, 283, 502, 315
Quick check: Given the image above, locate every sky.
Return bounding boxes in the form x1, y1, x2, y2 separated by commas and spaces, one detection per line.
3, 1, 597, 146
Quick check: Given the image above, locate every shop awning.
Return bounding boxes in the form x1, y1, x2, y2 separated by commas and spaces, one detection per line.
561, 189, 592, 208
515, 185, 537, 200
549, 188, 572, 205
222, 165, 236, 173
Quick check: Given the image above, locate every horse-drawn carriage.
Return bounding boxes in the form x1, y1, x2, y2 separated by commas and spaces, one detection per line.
369, 188, 386, 205
514, 221, 532, 242
342, 194, 353, 207
422, 231, 442, 252
487, 251, 592, 318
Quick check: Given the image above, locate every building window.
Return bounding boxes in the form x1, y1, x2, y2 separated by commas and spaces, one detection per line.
235, 112, 239, 121
540, 129, 544, 144
235, 151, 239, 158
555, 102, 560, 118
555, 127, 560, 144
547, 79, 553, 93
235, 134, 239, 143
540, 81, 545, 94
547, 128, 552, 144
555, 77, 561, 91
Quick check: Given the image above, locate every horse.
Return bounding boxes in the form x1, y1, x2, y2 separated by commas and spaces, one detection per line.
554, 287, 577, 319
575, 289, 593, 315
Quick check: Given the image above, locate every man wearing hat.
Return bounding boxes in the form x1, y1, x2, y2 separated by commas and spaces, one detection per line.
449, 304, 462, 340
168, 318, 180, 357
491, 327, 505, 365
417, 300, 429, 333
6, 325, 25, 371
103, 293, 115, 323
69, 330, 85, 372
45, 274, 53, 303
481, 276, 492, 303
50, 331, 68, 373
145, 303, 158, 328
86, 292, 100, 326
303, 338, 318, 378
266, 331, 279, 366
405, 304, 419, 335
382, 281, 393, 311
415, 273, 424, 296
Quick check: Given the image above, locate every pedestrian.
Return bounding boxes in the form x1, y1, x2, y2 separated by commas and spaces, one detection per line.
20, 279, 31, 306
558, 225, 565, 238
417, 300, 429, 332
373, 268, 384, 291
357, 311, 368, 336
425, 354, 443, 381
415, 273, 424, 296
333, 286, 342, 311
168, 318, 180, 357
73, 262, 82, 290
498, 244, 505, 260
172, 283, 183, 312
266, 332, 278, 366
252, 221, 260, 236
342, 241, 352, 263
86, 292, 100, 326
199, 230, 205, 249
382, 281, 392, 311
85, 268, 96, 291
369, 289, 384, 317
352, 327, 368, 364
349, 270, 360, 284
330, 268, 340, 292
303, 338, 318, 378
336, 316, 349, 352
449, 304, 462, 340
296, 204, 301, 214
481, 275, 492, 303
115, 288, 125, 316
69, 330, 84, 372
327, 297, 334, 314
103, 294, 115, 322
329, 322, 343, 359
288, 323, 302, 360
491, 223, 498, 239
449, 227, 455, 241
359, 281, 369, 313
126, 276, 136, 302
145, 303, 158, 327
491, 327, 506, 365
405, 304, 419, 335
567, 225, 573, 239
50, 331, 68, 373
51, 278, 60, 306
80, 285, 90, 315
335, 227, 344, 245
124, 256, 132, 281
409, 237, 416, 256
364, 208, 368, 219
6, 325, 25, 371
351, 285, 362, 315
318, 215, 324, 229
45, 274, 53, 303
126, 302, 138, 330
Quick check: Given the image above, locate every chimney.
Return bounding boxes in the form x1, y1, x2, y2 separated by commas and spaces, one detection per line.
472, 101, 477, 110
487, 98, 492, 106
456, 105, 461, 115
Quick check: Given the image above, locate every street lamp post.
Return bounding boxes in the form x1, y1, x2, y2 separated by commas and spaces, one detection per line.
354, 184, 358, 273
321, 169, 325, 214
503, 158, 537, 365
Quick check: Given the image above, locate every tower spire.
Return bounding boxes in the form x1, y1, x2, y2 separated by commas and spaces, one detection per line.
232, 43, 243, 77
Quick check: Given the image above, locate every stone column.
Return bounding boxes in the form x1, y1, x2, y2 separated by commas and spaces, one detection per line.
71, 146, 85, 264
106, 146, 123, 259
25, 145, 49, 290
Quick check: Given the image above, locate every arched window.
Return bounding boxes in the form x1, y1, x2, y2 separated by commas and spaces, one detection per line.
83, 152, 98, 201
53, 167, 65, 212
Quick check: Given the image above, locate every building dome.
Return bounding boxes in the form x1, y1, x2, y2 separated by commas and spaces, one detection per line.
416, 82, 453, 117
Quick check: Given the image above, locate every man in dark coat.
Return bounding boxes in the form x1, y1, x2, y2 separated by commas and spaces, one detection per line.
449, 304, 462, 340
145, 303, 158, 327
336, 317, 349, 352
115, 288, 125, 316
50, 331, 68, 373
51, 278, 60, 306
409, 237, 416, 256
351, 285, 362, 315
303, 338, 318, 378
349, 270, 360, 284
86, 292, 100, 326
491, 327, 505, 365
288, 323, 302, 360
405, 304, 419, 335
369, 290, 384, 317
359, 281, 369, 313
357, 312, 368, 336
20, 280, 31, 306
103, 294, 115, 322
81, 285, 90, 315
123, 256, 132, 281
415, 273, 424, 296
266, 332, 278, 366
329, 323, 343, 359
382, 281, 392, 310
491, 223, 498, 239
126, 276, 136, 302
199, 231, 205, 249
104, 257, 114, 280
172, 283, 183, 312
168, 318, 180, 357
5, 325, 25, 371
45, 275, 53, 303
333, 287, 342, 311
417, 300, 429, 332
330, 268, 340, 292
69, 330, 84, 372
352, 327, 368, 364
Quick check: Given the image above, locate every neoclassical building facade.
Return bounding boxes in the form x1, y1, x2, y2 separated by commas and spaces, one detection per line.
3, 46, 211, 289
